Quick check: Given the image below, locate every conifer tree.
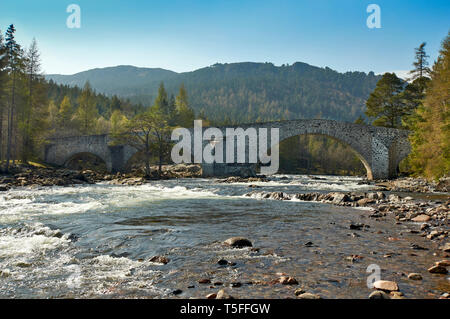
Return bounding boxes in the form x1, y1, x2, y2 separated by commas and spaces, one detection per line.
365, 73, 405, 128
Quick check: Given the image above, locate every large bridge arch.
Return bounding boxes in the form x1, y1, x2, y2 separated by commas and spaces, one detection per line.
273, 132, 374, 179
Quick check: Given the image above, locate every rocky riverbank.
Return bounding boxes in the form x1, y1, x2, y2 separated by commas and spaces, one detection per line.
244, 189, 449, 298
0, 163, 202, 190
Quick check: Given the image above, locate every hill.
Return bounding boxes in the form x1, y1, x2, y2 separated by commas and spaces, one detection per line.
46, 62, 381, 123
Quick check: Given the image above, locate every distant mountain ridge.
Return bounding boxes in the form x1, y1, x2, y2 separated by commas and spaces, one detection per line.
46, 62, 380, 123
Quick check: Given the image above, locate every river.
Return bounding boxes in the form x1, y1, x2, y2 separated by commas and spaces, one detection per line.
0, 175, 448, 298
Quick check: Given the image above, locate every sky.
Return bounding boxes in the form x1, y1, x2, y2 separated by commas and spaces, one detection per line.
0, 0, 449, 76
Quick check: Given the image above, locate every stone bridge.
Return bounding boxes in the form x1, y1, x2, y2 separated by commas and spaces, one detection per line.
44, 119, 411, 180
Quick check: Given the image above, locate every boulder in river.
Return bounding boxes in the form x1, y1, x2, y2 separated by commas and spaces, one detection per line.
373, 280, 399, 292
428, 265, 448, 274
224, 237, 253, 248
216, 289, 234, 299
407, 273, 423, 280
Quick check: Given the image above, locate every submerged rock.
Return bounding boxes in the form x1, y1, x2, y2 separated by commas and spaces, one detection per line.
369, 291, 390, 299
149, 256, 170, 264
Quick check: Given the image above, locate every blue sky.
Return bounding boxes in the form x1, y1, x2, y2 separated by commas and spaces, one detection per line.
0, 0, 448, 76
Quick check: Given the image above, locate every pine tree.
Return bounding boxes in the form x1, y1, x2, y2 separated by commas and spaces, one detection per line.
175, 84, 195, 127
408, 33, 449, 180
154, 82, 169, 113
4, 24, 24, 171
409, 42, 431, 82
0, 29, 7, 162
21, 38, 43, 162
365, 73, 406, 128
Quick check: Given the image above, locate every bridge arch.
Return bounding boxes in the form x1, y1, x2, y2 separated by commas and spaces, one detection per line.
274, 132, 373, 179
64, 152, 109, 171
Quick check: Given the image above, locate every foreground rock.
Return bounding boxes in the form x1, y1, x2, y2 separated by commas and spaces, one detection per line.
373, 280, 399, 292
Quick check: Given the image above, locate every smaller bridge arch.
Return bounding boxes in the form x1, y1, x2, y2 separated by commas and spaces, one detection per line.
45, 134, 138, 173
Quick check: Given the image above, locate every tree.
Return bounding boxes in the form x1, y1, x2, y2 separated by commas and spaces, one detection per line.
21, 38, 45, 162
75, 81, 98, 134
58, 95, 73, 129
365, 73, 406, 128
0, 29, 8, 162
4, 24, 24, 171
109, 109, 128, 136
409, 42, 431, 82
175, 84, 195, 127
112, 107, 172, 177
407, 33, 449, 180
154, 82, 169, 113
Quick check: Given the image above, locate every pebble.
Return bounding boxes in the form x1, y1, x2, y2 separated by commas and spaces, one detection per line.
198, 278, 212, 284
411, 214, 431, 222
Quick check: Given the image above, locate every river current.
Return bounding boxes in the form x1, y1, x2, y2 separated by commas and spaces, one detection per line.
0, 175, 448, 298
